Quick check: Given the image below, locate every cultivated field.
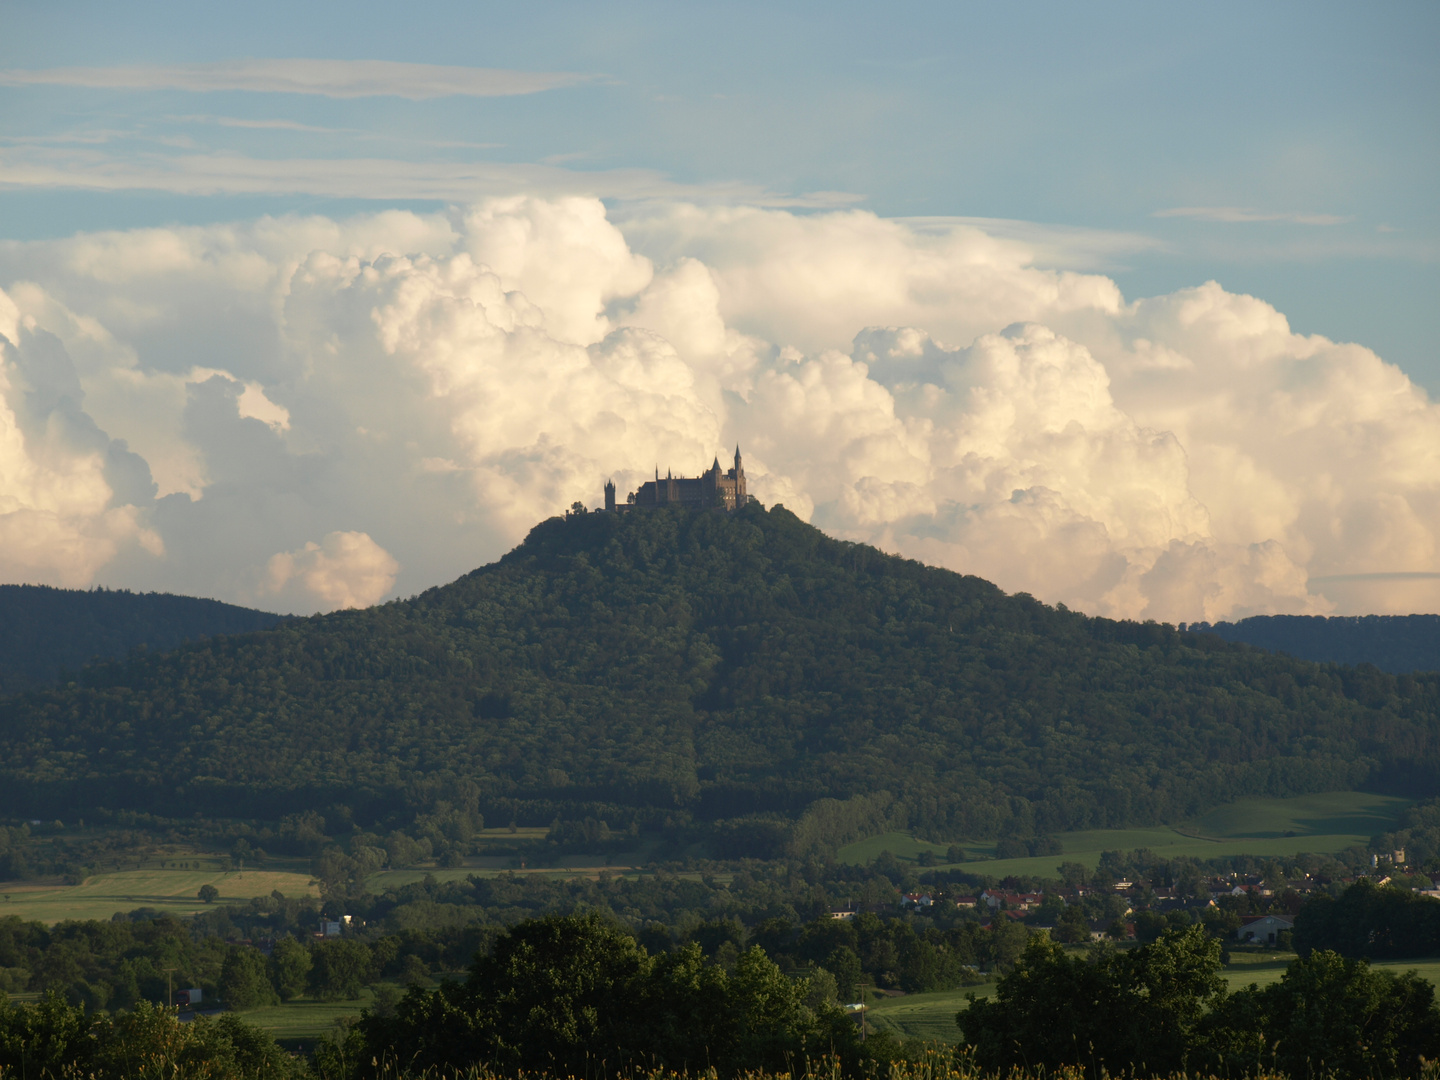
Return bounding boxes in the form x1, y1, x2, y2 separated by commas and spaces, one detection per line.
240, 990, 378, 1047
838, 791, 1410, 877
0, 868, 318, 924
865, 985, 992, 1042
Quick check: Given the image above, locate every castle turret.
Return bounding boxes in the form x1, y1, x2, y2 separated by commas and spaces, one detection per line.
604, 478, 616, 512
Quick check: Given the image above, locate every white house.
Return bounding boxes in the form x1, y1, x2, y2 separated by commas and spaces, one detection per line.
1237, 914, 1293, 945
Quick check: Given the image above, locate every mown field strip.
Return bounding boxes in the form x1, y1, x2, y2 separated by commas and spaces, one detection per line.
838, 791, 1411, 878
0, 869, 319, 924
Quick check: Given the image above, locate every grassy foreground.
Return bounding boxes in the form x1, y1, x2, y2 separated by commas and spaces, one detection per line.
838, 791, 1410, 876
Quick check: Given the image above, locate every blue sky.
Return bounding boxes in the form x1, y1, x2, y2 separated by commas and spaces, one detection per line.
3, 0, 1436, 385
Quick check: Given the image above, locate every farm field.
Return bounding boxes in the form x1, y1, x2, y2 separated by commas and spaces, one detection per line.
366, 855, 652, 891
240, 989, 377, 1047
0, 868, 318, 924
1222, 953, 1440, 993
838, 792, 1410, 878
865, 985, 992, 1042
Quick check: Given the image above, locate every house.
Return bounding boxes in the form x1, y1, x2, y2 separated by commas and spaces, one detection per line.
953, 895, 978, 908
980, 890, 1043, 911
830, 909, 857, 920
901, 893, 934, 909
1237, 914, 1294, 945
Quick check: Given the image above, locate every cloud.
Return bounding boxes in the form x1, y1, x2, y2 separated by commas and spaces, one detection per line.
0, 146, 856, 207
1153, 207, 1352, 226
0, 59, 590, 100
898, 216, 1166, 270
1, 197, 1437, 618
265, 531, 399, 611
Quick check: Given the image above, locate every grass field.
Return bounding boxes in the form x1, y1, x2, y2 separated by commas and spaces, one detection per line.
1221, 952, 1440, 993
865, 985, 992, 1042
240, 991, 377, 1046
837, 792, 1410, 878
366, 854, 653, 892
0, 868, 318, 924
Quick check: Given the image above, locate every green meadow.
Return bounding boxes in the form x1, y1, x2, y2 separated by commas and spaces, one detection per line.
838, 791, 1410, 878
0, 868, 319, 924
239, 990, 379, 1046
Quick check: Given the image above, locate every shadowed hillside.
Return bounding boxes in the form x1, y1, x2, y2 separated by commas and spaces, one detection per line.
0, 584, 284, 695
0, 506, 1436, 849
1193, 614, 1440, 674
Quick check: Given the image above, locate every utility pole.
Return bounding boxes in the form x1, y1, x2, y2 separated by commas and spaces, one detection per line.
164, 967, 178, 1008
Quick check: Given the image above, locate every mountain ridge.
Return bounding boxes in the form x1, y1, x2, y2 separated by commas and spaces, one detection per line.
1192, 613, 1440, 674
0, 583, 284, 696
0, 505, 1434, 851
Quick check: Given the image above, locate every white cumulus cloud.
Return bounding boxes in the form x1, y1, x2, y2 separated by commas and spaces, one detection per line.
0, 196, 1436, 618
265, 531, 399, 611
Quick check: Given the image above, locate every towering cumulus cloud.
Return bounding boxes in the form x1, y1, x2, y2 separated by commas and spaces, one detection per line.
0, 196, 1435, 617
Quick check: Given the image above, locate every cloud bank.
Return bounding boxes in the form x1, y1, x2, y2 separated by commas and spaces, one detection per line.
0, 59, 590, 99
0, 197, 1436, 618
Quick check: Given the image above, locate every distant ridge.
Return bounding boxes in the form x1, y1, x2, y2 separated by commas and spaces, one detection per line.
0, 584, 284, 695
1191, 614, 1440, 675
0, 505, 1437, 843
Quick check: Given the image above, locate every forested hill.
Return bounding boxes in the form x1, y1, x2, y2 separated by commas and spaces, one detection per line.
0, 584, 284, 695
0, 505, 1437, 848
1192, 614, 1440, 674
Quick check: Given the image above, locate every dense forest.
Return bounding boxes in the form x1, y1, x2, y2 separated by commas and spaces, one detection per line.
0, 584, 284, 695
1194, 614, 1440, 675
1, 505, 1438, 851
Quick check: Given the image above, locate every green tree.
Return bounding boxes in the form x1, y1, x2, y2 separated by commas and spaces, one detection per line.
268, 937, 312, 1001
197, 883, 219, 903
1203, 949, 1440, 1079
308, 940, 375, 1002
958, 926, 1225, 1077
1054, 904, 1090, 943
354, 913, 860, 1078
219, 946, 277, 1009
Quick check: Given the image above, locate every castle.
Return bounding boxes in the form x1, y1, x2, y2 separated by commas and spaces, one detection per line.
605, 447, 749, 512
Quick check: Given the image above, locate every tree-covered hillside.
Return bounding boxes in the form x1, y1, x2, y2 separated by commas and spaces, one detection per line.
0, 584, 284, 695
1194, 614, 1440, 675
0, 505, 1436, 847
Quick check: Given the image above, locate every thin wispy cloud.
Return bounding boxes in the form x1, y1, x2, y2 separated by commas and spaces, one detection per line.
173, 115, 347, 134
0, 146, 851, 207
901, 216, 1165, 271
0, 59, 592, 100
1309, 572, 1440, 583
1154, 206, 1352, 226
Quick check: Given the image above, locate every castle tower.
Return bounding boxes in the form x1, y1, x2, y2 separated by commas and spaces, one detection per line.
604, 478, 616, 512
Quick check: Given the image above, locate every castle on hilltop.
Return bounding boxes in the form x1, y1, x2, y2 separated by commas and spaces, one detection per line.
605, 447, 749, 512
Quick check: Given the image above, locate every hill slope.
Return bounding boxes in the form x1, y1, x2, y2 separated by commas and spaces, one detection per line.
0, 506, 1436, 845
0, 585, 284, 695
1193, 614, 1440, 674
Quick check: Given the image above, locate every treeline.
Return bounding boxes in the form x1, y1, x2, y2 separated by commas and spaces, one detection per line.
0, 583, 283, 695
0, 506, 1436, 848
0, 912, 482, 1013
0, 995, 302, 1078
963, 927, 1440, 1079
1295, 878, 1440, 959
